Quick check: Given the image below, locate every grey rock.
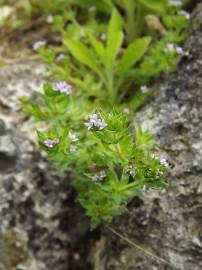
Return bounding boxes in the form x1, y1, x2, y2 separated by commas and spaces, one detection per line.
1, 3, 202, 270
0, 60, 89, 270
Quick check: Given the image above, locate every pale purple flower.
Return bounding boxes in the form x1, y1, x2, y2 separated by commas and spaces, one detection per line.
140, 85, 149, 94
84, 121, 94, 130
53, 81, 73, 94
178, 10, 190, 19
164, 43, 188, 56
160, 157, 169, 167
70, 145, 77, 153
123, 108, 130, 114
176, 46, 184, 55
85, 114, 107, 130
97, 119, 107, 130
46, 14, 53, 23
170, 0, 182, 6
44, 138, 59, 148
164, 43, 175, 53
32, 40, 46, 51
68, 131, 78, 142
90, 170, 106, 182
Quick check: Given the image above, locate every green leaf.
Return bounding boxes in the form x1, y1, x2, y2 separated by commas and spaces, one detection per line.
75, 0, 114, 12
64, 39, 102, 77
106, 9, 124, 67
139, 0, 167, 14
88, 34, 105, 61
119, 36, 151, 72
130, 89, 152, 111
44, 84, 57, 97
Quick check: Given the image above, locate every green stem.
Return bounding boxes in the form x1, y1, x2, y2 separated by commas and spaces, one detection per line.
114, 143, 127, 162
106, 225, 180, 270
123, 0, 137, 43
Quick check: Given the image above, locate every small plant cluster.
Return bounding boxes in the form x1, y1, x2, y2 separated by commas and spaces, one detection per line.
21, 0, 190, 228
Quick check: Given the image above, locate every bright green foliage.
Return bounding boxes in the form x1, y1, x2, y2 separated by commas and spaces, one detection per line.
64, 9, 151, 104
22, 84, 167, 228
21, 0, 190, 228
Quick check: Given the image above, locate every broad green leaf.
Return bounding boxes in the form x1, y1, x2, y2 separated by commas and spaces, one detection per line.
106, 9, 124, 67
64, 39, 101, 76
119, 36, 151, 72
139, 0, 167, 14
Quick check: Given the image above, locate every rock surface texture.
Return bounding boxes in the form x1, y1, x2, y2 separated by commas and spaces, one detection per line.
96, 4, 202, 270
0, 3, 202, 270
0, 60, 89, 270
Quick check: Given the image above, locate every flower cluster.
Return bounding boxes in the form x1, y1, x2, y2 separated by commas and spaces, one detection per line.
164, 43, 186, 55
160, 157, 169, 167
152, 154, 169, 168
53, 81, 73, 94
90, 170, 106, 182
85, 114, 107, 130
44, 138, 59, 148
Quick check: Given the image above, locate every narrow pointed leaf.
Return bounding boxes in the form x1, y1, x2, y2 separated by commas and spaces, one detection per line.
64, 39, 101, 76
119, 37, 151, 72
107, 9, 123, 66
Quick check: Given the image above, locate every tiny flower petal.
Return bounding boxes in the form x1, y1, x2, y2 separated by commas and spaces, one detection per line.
44, 138, 59, 148
176, 46, 184, 55
140, 85, 149, 93
160, 157, 169, 167
53, 81, 73, 94
32, 40, 46, 51
46, 14, 53, 23
90, 170, 106, 182
98, 119, 107, 130
123, 108, 130, 114
84, 122, 93, 130
69, 131, 78, 142
85, 114, 107, 130
164, 43, 175, 53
